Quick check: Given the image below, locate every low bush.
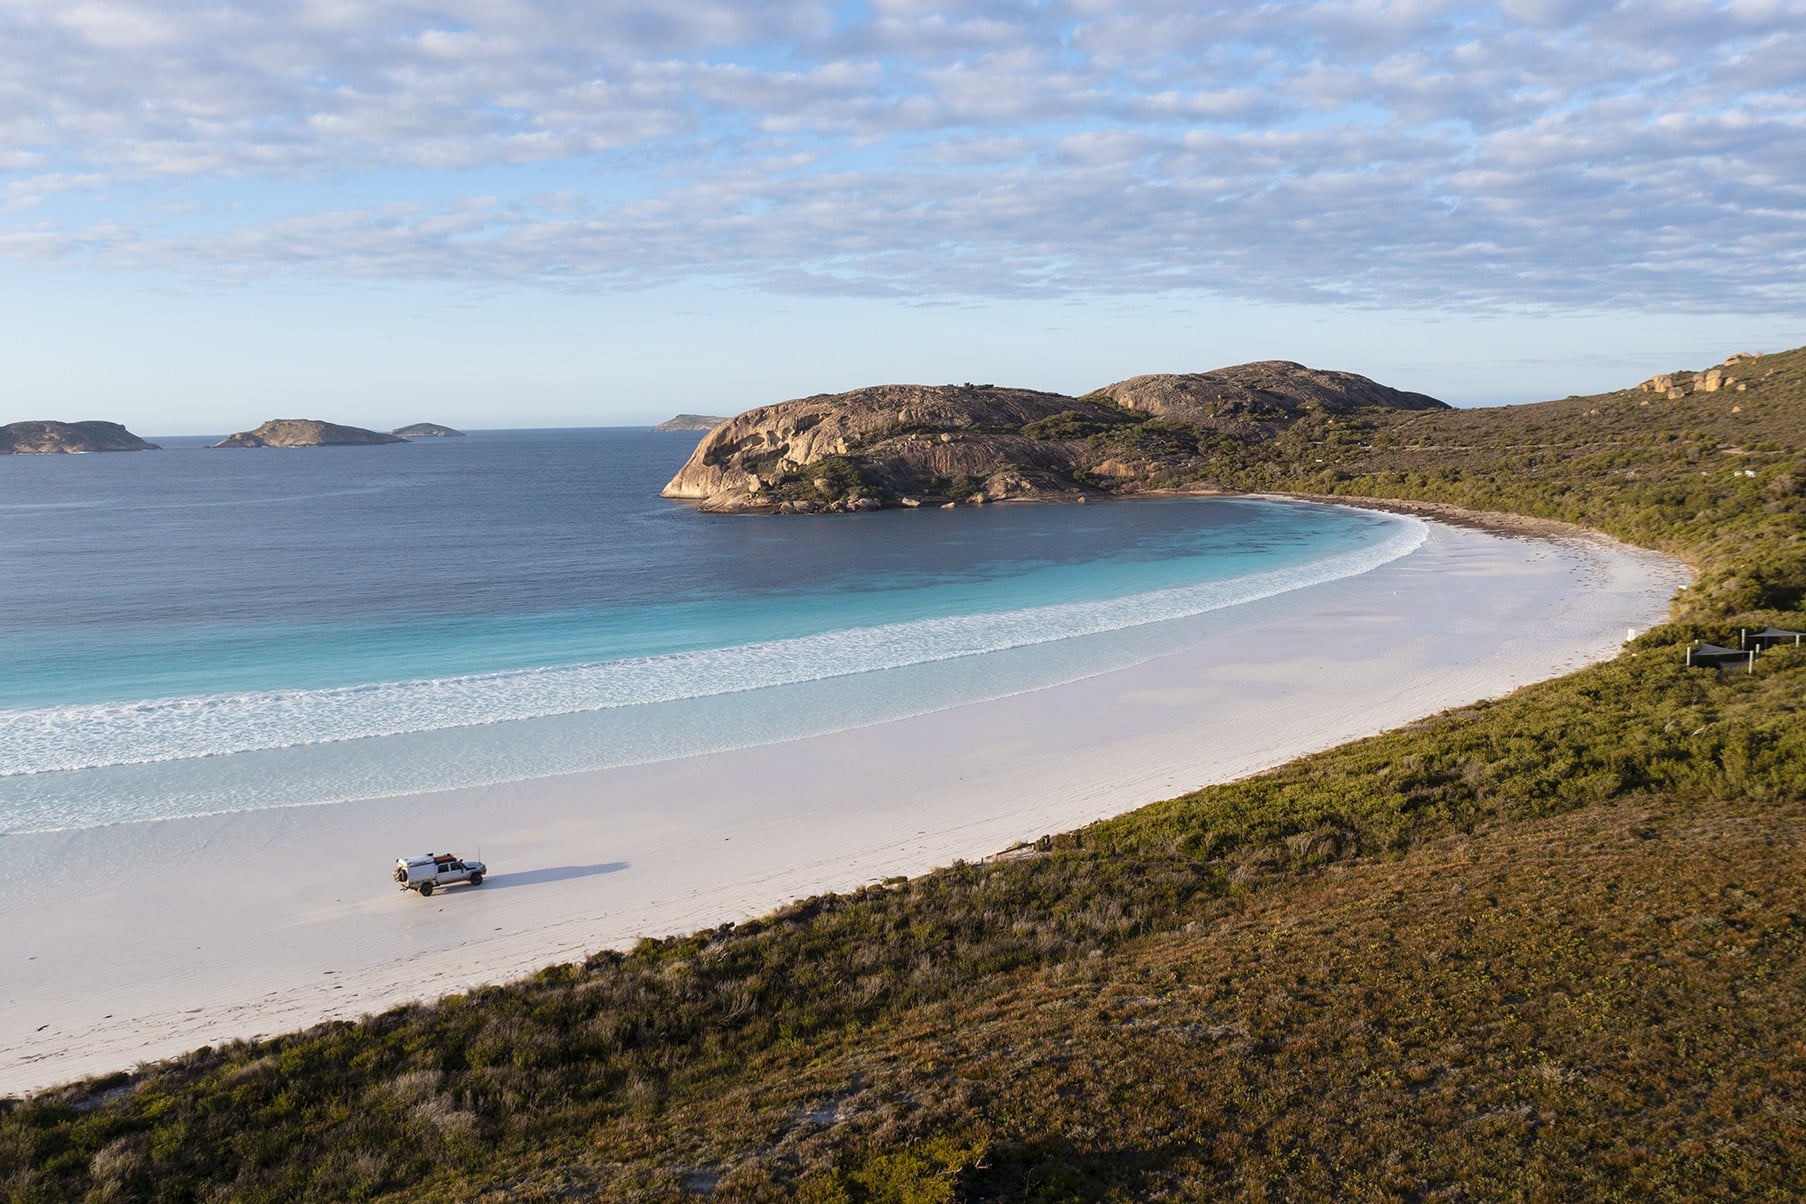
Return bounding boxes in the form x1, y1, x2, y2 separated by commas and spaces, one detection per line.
1019, 410, 1140, 441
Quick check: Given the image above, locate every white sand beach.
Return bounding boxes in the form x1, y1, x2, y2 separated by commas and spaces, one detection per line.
0, 512, 1686, 1097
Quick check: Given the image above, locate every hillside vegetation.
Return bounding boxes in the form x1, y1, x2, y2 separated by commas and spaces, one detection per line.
1226, 347, 1806, 623
4, 350, 1805, 1201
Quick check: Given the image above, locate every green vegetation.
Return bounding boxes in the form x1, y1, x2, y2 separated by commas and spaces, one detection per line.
1019, 409, 1141, 441
1209, 346, 1806, 622
912, 474, 982, 502
5, 350, 1806, 1200
1086, 418, 1201, 458
761, 455, 882, 505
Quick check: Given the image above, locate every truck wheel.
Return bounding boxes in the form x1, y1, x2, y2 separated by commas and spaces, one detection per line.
418, 881, 434, 897
394, 866, 408, 883
468, 873, 483, 886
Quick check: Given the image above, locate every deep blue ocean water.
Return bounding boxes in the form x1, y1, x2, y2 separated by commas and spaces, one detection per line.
0, 429, 1422, 832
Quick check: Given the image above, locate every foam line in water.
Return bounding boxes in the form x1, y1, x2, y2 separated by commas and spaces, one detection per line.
1, 517, 1424, 777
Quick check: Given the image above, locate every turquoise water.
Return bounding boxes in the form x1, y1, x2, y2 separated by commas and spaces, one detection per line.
0, 430, 1422, 831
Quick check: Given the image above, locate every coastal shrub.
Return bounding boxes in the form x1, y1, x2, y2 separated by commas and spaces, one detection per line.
1019, 410, 1139, 441
766, 455, 878, 504
843, 1131, 989, 1203
911, 474, 980, 501
1087, 418, 1201, 457
1713, 546, 1806, 611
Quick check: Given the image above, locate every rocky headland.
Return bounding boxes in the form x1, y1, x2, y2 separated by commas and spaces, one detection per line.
390, 422, 464, 437
661, 362, 1449, 512
654, 414, 731, 431
213, 420, 406, 448
0, 420, 159, 454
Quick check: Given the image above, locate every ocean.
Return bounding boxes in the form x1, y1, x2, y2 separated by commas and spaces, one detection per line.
0, 429, 1423, 833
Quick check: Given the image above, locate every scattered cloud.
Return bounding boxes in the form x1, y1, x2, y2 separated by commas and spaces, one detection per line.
0, 0, 1800, 312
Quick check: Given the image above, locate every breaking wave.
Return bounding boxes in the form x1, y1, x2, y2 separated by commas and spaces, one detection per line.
1, 517, 1425, 779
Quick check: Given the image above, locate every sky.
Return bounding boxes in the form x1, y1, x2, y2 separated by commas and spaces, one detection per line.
1, 0, 1802, 434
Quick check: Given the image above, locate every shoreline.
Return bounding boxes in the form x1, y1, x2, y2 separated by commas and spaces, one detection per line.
1260, 491, 1663, 546
690, 486, 1662, 561
0, 509, 1688, 1098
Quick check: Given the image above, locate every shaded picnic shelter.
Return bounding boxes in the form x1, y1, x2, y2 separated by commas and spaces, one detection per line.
1745, 627, 1804, 649
1686, 643, 1755, 670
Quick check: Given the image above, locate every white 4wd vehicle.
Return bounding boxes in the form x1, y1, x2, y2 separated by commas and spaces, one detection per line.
395, 853, 486, 897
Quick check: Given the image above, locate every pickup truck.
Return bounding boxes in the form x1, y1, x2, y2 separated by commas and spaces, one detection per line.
394, 853, 486, 897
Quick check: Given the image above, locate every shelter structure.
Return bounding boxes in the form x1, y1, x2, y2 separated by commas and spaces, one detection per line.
1744, 627, 1804, 650
1686, 643, 1757, 672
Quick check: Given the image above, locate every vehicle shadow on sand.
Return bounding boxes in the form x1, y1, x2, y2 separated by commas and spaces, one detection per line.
482, 862, 629, 890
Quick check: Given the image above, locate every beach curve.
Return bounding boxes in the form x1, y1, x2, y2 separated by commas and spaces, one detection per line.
0, 507, 1687, 1097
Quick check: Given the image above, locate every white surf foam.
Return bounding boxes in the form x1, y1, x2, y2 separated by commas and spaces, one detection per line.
1, 517, 1426, 778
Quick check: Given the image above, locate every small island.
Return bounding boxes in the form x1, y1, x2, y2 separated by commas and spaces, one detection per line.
653, 413, 731, 431
390, 422, 465, 437
1, 420, 159, 454
213, 419, 406, 448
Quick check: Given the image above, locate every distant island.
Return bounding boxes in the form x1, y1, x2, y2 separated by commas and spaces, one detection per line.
213, 419, 406, 448
653, 413, 730, 431
391, 422, 464, 437
662, 361, 1448, 512
0, 420, 159, 454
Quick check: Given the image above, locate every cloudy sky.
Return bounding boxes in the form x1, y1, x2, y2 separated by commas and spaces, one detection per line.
2, 0, 1801, 432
